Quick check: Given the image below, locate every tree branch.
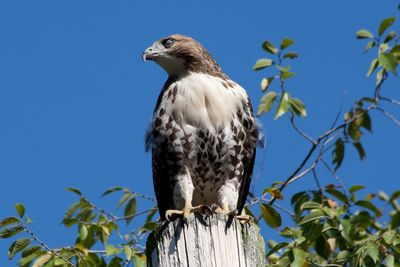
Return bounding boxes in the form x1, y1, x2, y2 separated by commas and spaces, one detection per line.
21, 222, 76, 266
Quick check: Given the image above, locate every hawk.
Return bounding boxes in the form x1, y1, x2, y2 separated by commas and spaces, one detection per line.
143, 34, 259, 220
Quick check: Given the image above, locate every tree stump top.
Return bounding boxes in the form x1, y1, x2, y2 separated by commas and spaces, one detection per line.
146, 214, 266, 267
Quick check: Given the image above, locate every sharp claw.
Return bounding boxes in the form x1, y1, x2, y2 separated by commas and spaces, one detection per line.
203, 205, 213, 215
211, 204, 219, 212
235, 214, 254, 224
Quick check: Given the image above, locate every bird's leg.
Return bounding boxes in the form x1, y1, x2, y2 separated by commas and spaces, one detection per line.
165, 172, 211, 221
234, 210, 254, 224
213, 179, 239, 216
235, 214, 253, 224
165, 203, 211, 221
211, 203, 236, 216
212, 204, 253, 223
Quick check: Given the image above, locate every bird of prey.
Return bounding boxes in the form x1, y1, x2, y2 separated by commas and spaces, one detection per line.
143, 34, 258, 220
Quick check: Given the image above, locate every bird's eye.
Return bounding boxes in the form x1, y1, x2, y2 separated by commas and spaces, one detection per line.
163, 39, 174, 48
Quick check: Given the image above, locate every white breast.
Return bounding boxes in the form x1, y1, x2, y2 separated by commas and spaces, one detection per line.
164, 72, 248, 129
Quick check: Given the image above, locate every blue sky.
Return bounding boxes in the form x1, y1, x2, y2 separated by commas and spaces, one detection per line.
0, 1, 399, 265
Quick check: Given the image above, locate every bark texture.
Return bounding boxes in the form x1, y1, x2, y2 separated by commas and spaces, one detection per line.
146, 214, 266, 267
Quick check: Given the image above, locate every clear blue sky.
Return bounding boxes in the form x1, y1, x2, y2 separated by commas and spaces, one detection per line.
0, 1, 399, 265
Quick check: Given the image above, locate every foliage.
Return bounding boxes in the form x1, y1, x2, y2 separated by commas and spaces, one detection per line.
1, 6, 400, 267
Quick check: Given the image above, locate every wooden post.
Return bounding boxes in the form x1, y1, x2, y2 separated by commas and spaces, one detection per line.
146, 214, 266, 267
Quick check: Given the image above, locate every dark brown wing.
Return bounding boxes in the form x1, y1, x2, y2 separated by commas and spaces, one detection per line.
151, 77, 178, 220
236, 145, 256, 214
152, 140, 174, 220
236, 100, 258, 214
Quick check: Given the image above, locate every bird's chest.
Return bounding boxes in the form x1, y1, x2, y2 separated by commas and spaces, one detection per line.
156, 73, 245, 130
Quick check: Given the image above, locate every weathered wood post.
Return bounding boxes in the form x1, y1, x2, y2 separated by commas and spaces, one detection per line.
146, 214, 266, 267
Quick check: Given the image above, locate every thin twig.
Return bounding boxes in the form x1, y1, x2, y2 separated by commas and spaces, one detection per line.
269, 97, 378, 205
312, 168, 323, 194
21, 223, 76, 266
86, 199, 118, 221
272, 203, 295, 216
320, 158, 348, 196
381, 96, 400, 107
329, 90, 347, 130
376, 107, 400, 126
289, 112, 316, 144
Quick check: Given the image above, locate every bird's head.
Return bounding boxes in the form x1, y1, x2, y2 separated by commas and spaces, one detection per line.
142, 34, 221, 77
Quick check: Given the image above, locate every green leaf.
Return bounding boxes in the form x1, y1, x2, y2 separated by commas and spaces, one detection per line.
366, 243, 379, 263
348, 121, 362, 142
300, 201, 321, 210
384, 31, 396, 43
290, 97, 307, 117
20, 250, 45, 266
379, 43, 390, 53
117, 193, 132, 210
0, 217, 20, 228
349, 185, 365, 193
336, 250, 351, 262
367, 58, 379, 77
361, 112, 372, 132
386, 255, 395, 267
315, 236, 330, 258
260, 77, 274, 91
355, 200, 382, 217
356, 29, 373, 39
133, 254, 146, 267
383, 230, 395, 244
379, 53, 397, 75
31, 253, 52, 267
139, 221, 159, 234
108, 257, 123, 267
289, 248, 306, 267
15, 203, 25, 218
266, 242, 289, 257
102, 186, 124, 197
22, 246, 42, 258
123, 245, 132, 261
364, 41, 376, 53
62, 202, 81, 225
298, 209, 325, 225
389, 190, 400, 202
378, 191, 389, 201
274, 92, 290, 120
66, 187, 82, 196
280, 227, 298, 238
79, 224, 88, 240
392, 45, 400, 57
257, 91, 277, 116
105, 244, 121, 256
332, 138, 345, 170
54, 258, 67, 266
378, 17, 396, 36
391, 211, 400, 228
25, 216, 33, 224
253, 58, 274, 70
283, 51, 298, 59
353, 142, 366, 160
145, 208, 158, 223
326, 188, 348, 204
260, 204, 282, 228
124, 197, 137, 225
262, 40, 278, 54
8, 238, 30, 259
0, 225, 23, 238
280, 38, 294, 50
281, 71, 295, 80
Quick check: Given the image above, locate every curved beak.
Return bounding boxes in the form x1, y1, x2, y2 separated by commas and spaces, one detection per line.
142, 46, 157, 63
